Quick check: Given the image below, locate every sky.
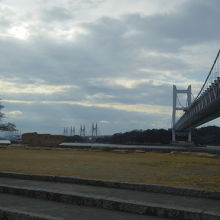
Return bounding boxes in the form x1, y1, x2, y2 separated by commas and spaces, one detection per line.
0, 0, 220, 135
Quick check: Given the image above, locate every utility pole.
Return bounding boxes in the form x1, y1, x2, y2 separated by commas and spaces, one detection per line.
92, 123, 94, 137
80, 125, 82, 136
83, 125, 86, 136
95, 123, 98, 137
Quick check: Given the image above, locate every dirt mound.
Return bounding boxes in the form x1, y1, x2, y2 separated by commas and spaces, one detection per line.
22, 132, 66, 147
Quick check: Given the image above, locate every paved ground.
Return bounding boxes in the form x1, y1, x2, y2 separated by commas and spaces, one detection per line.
0, 193, 168, 220
0, 177, 219, 216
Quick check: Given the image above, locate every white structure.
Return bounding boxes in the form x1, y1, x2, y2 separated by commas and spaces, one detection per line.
172, 85, 192, 142
70, 127, 75, 136
92, 123, 98, 137
80, 125, 86, 136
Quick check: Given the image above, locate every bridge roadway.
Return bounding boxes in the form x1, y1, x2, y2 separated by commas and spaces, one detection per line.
0, 172, 219, 220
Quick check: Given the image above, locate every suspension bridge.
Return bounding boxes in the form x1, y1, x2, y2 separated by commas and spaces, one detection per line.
172, 49, 220, 142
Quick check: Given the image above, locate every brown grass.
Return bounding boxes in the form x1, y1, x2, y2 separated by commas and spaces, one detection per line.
0, 147, 219, 191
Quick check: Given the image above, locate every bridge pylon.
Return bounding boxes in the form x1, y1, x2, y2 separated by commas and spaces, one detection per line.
172, 85, 192, 142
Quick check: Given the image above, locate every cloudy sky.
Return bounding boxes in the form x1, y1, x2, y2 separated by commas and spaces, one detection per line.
0, 0, 220, 135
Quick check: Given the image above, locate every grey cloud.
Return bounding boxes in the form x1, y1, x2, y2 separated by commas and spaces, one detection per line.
0, 6, 15, 30
112, 84, 172, 106
83, 81, 172, 106
67, 0, 105, 10
0, 12, 195, 111
0, 4, 203, 84
1, 0, 219, 134
0, 17, 10, 28
3, 101, 170, 135
41, 6, 73, 22
122, 0, 220, 51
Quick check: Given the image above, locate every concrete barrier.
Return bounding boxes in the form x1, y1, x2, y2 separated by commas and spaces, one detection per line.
0, 171, 219, 200
0, 185, 219, 220
0, 206, 62, 220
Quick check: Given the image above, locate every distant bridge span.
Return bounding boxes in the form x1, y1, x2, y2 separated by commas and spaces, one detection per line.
172, 50, 220, 142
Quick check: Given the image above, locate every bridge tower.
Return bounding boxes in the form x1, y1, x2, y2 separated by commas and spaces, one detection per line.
92, 123, 98, 137
80, 125, 86, 137
172, 85, 192, 142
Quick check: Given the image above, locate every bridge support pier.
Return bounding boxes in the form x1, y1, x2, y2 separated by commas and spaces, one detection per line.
188, 130, 192, 142
172, 129, 176, 142
172, 85, 192, 143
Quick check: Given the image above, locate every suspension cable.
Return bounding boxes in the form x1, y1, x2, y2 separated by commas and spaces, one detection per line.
191, 91, 195, 101
176, 94, 184, 108
195, 49, 220, 100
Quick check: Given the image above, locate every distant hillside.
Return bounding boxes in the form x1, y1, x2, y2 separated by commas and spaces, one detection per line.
96, 126, 220, 146
96, 129, 171, 145
193, 126, 220, 145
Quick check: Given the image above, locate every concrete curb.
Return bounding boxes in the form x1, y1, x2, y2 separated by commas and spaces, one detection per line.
0, 185, 219, 220
0, 171, 219, 200
0, 206, 62, 220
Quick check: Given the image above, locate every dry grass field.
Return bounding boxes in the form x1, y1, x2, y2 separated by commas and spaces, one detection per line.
0, 147, 219, 191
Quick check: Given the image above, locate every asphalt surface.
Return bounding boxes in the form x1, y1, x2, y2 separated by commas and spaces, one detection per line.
0, 193, 168, 220
0, 177, 219, 215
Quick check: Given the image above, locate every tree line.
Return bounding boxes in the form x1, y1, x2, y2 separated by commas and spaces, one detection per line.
65, 126, 220, 146
95, 126, 220, 146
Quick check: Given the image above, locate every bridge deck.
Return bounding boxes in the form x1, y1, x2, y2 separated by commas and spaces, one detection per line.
175, 78, 220, 131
